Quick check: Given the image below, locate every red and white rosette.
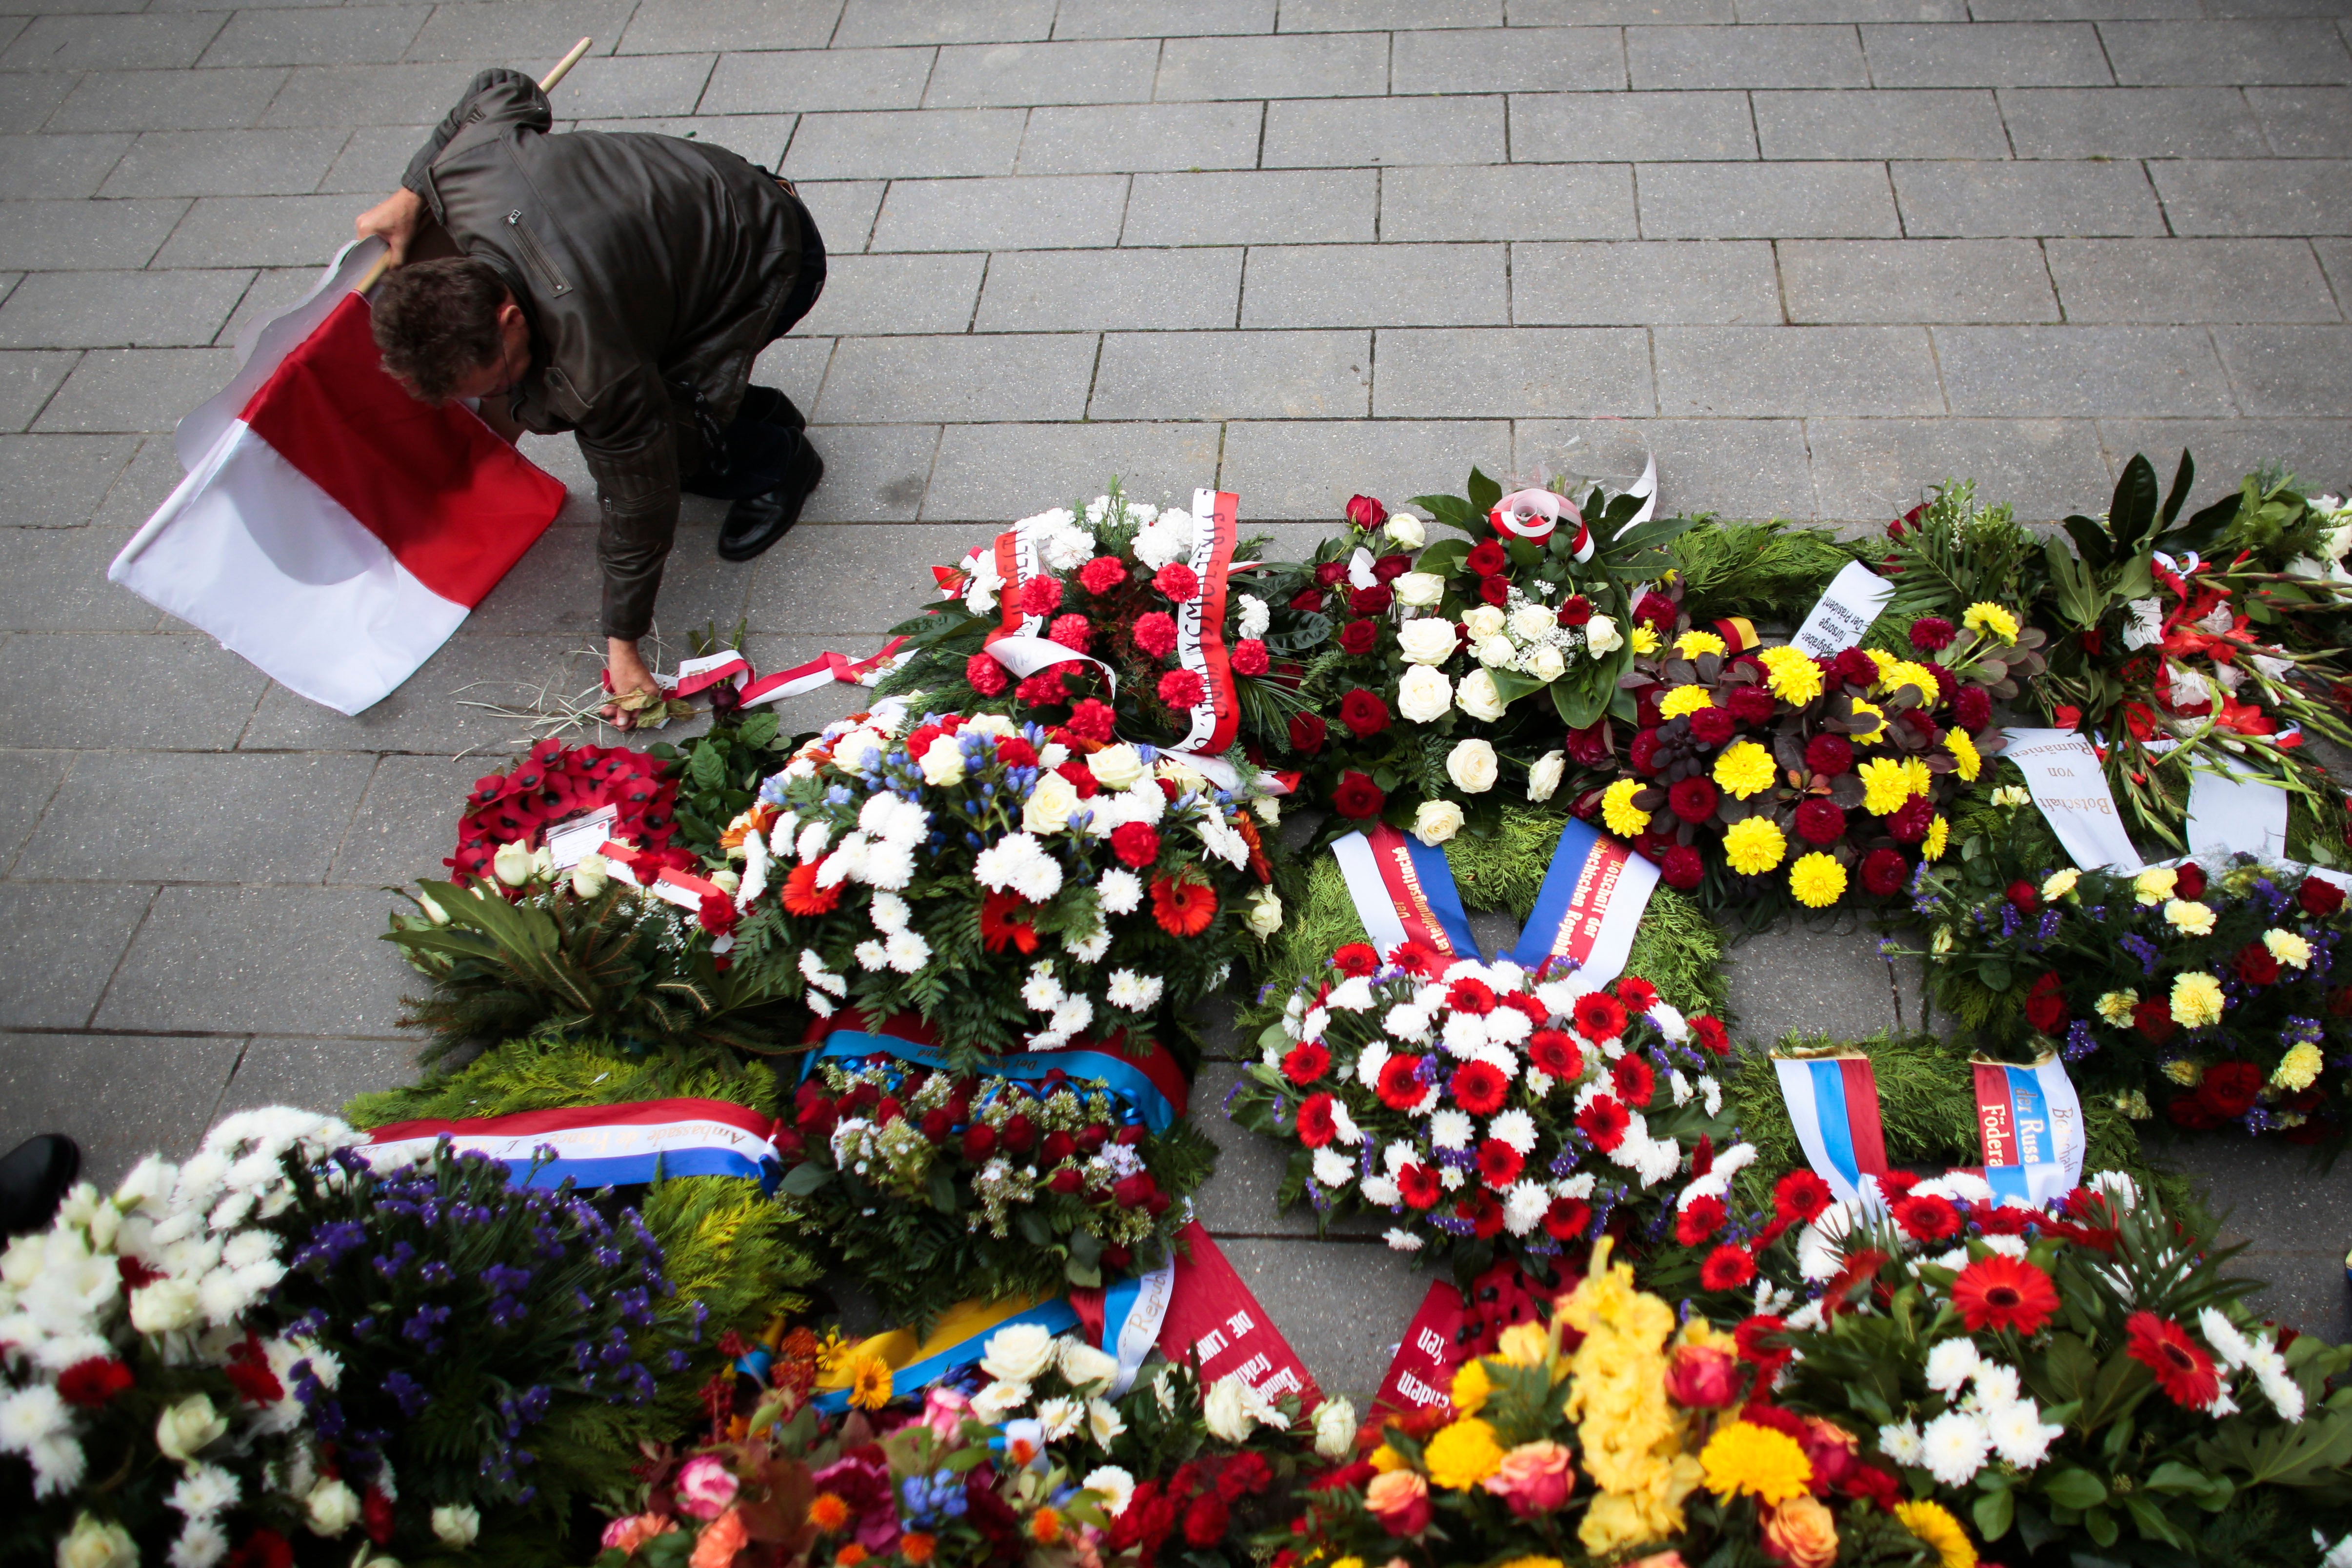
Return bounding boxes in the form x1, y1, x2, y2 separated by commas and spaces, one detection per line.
1488, 488, 1594, 560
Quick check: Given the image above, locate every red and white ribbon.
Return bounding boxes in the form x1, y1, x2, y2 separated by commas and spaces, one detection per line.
1489, 488, 1594, 560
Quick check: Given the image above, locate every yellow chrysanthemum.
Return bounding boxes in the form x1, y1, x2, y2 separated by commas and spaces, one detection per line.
1903, 755, 1934, 796
1962, 602, 2019, 645
1945, 728, 1982, 782
1894, 1500, 1977, 1568
1496, 1560, 1568, 1568
2274, 1042, 2324, 1091
2265, 928, 2313, 969
2164, 1058, 2204, 1086
1424, 1416, 1507, 1491
2171, 971, 2225, 1029
1864, 647, 1898, 677
2096, 990, 2139, 1026
1698, 1420, 1814, 1505
1877, 658, 1939, 699
1631, 624, 1661, 655
1857, 756, 1914, 816
1657, 684, 1714, 721
1602, 778, 1652, 837
1846, 699, 1887, 742
2164, 899, 2216, 936
1713, 740, 1776, 800
1789, 852, 1847, 909
1674, 630, 1729, 660
1451, 1356, 1493, 1415
1922, 814, 1949, 861
1758, 644, 1824, 705
2133, 867, 2179, 906
847, 1350, 893, 1411
1368, 1444, 1404, 1473
1723, 816, 1787, 875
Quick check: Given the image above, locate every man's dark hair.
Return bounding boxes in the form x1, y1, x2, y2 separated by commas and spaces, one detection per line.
371, 257, 508, 402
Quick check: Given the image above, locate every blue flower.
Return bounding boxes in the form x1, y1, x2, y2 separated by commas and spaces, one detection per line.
384, 1370, 431, 1418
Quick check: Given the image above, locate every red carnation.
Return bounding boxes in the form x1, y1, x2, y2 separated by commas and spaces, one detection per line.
1339, 688, 1391, 738
1774, 1169, 1834, 1223
1396, 1162, 1441, 1209
1860, 848, 1909, 896
1676, 1194, 1727, 1246
1154, 562, 1200, 602
966, 651, 1011, 696
1332, 772, 1385, 819
2133, 997, 2176, 1044
1466, 539, 1508, 576
1612, 1054, 1655, 1108
2175, 862, 2208, 900
2199, 1060, 2263, 1118
1691, 1014, 1730, 1055
2238, 942, 2280, 987
1574, 991, 1628, 1042
1295, 1093, 1338, 1148
1346, 494, 1388, 530
1157, 668, 1207, 709
1111, 821, 1161, 869
1660, 844, 1704, 890
1544, 1195, 1593, 1240
2300, 877, 2346, 917
1079, 555, 1127, 595
1701, 1245, 1757, 1291
1451, 1059, 1509, 1115
2023, 972, 2068, 1033
1133, 611, 1178, 658
1016, 668, 1071, 707
1909, 616, 1955, 651
1794, 798, 1847, 846
1066, 697, 1118, 741
1231, 638, 1270, 676
1377, 1055, 1427, 1110
57, 1357, 134, 1408
1577, 1095, 1630, 1151
1020, 575, 1064, 616
1954, 686, 1991, 732
697, 890, 738, 937
1892, 1192, 1962, 1242
1282, 1042, 1331, 1085
1475, 1138, 1524, 1189
1805, 734, 1854, 776
1338, 618, 1379, 655
1528, 1028, 1581, 1078
1049, 613, 1093, 652
1557, 594, 1593, 626
997, 735, 1039, 768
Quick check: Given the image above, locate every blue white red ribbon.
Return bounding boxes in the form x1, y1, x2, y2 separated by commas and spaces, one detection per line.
1331, 822, 1482, 962
359, 1098, 786, 1190
801, 1015, 1189, 1133
1770, 1055, 1891, 1207
1970, 1055, 2084, 1207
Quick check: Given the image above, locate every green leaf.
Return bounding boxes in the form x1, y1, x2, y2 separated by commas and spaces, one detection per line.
1554, 677, 1609, 731
1974, 1485, 2017, 1542
2158, 449, 2195, 527
2084, 1504, 2119, 1549
776, 1162, 828, 1198
2110, 454, 2160, 548
1465, 467, 1502, 517
1416, 537, 1472, 577
2040, 1468, 2110, 1510
1408, 494, 1477, 533
1488, 668, 1551, 706
927, 1166, 957, 1214
688, 740, 725, 791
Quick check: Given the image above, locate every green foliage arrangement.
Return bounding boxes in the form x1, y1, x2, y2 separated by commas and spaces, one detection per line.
1667, 516, 1859, 629
648, 708, 806, 860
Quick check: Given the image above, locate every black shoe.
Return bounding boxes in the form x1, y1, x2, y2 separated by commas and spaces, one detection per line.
0, 1134, 80, 1236
718, 440, 822, 562
738, 384, 806, 433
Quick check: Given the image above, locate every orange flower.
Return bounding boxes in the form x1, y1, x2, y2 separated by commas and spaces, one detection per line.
899, 1534, 937, 1566
781, 861, 841, 916
718, 803, 776, 852
1234, 812, 1273, 884
1029, 1506, 1065, 1546
836, 1548, 869, 1568
808, 1492, 850, 1534
688, 1508, 749, 1568
1151, 873, 1216, 937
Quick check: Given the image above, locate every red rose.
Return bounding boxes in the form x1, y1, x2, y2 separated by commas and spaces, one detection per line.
2199, 1061, 2263, 1118
1577, 1095, 1630, 1151
1231, 638, 1270, 676
1295, 1093, 1338, 1148
1339, 688, 1391, 738
1282, 1042, 1331, 1084
919, 1106, 954, 1143
1397, 1163, 1441, 1209
1109, 820, 1160, 869
1002, 1112, 1036, 1153
1374, 553, 1411, 582
1544, 1195, 1593, 1240
1909, 616, 1955, 651
1466, 539, 1508, 576
1345, 494, 1388, 530
1338, 618, 1379, 655
1660, 844, 1704, 889
2300, 877, 2346, 917
1557, 595, 1593, 626
1289, 711, 1327, 754
1153, 562, 1200, 602
2024, 972, 2068, 1033
1133, 610, 1178, 658
1316, 560, 1348, 587
1888, 795, 1934, 843
1689, 707, 1735, 746
1452, 1059, 1509, 1115
1350, 584, 1395, 615
1726, 685, 1774, 725
1805, 734, 1854, 776
1794, 798, 1847, 846
1861, 849, 1909, 896
966, 651, 1011, 696
1113, 1172, 1162, 1210
1954, 686, 1991, 732
2175, 863, 2208, 900
1049, 613, 1092, 652
1067, 698, 1118, 741
1332, 772, 1385, 819
2007, 879, 2038, 911
696, 890, 738, 937
2238, 942, 2280, 986
1021, 575, 1064, 616
1290, 589, 1323, 612
1079, 555, 1128, 595
963, 1124, 998, 1161
1049, 1166, 1083, 1194
1157, 668, 1207, 709
2133, 997, 2176, 1044
363, 1489, 395, 1547
1690, 1014, 1730, 1055
1478, 575, 1510, 607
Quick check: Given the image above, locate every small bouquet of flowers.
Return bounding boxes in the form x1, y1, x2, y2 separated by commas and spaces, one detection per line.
1586, 580, 2012, 925
777, 1053, 1216, 1319
1228, 945, 1744, 1290
1907, 855, 2352, 1148
730, 704, 1281, 1065
444, 736, 680, 889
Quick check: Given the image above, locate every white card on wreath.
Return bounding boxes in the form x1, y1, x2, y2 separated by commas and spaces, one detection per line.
544, 804, 618, 868
1790, 560, 1895, 658
2000, 728, 2143, 873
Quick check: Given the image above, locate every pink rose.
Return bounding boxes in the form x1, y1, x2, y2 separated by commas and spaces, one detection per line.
1663, 1343, 1742, 1409
673, 1455, 739, 1521
1364, 1469, 1430, 1537
1481, 1439, 1575, 1516
599, 1514, 675, 1556
923, 1385, 973, 1441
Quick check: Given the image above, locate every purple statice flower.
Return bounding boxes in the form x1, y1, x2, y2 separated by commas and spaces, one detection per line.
383, 1370, 430, 1418
2121, 933, 2161, 976
2063, 1020, 2098, 1062
2036, 909, 2062, 941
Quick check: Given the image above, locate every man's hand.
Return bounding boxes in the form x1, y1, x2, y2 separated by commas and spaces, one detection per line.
355, 187, 427, 267
601, 637, 663, 733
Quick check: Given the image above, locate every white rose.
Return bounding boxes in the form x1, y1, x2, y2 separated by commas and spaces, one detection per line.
1456, 667, 1507, 722
1583, 614, 1622, 654
1202, 1376, 1253, 1444
1057, 1338, 1120, 1394
1396, 665, 1453, 723
1244, 887, 1283, 937
1464, 604, 1506, 641
979, 1321, 1058, 1385
1394, 571, 1445, 607
304, 1477, 361, 1537
962, 712, 1017, 737
1395, 617, 1458, 665
431, 1506, 480, 1549
1508, 604, 1555, 641
834, 727, 886, 774
58, 1514, 135, 1568
1385, 516, 1426, 550
708, 868, 740, 894
1312, 1395, 1358, 1461
1023, 771, 1082, 835
1088, 744, 1146, 791
492, 840, 534, 887
130, 1277, 201, 1334
1413, 799, 1464, 846
528, 845, 554, 881
569, 852, 609, 897
1525, 643, 1566, 683
1527, 751, 1566, 802
1476, 634, 1518, 669
919, 734, 966, 786
154, 1395, 226, 1464
1447, 738, 1499, 793
1083, 1464, 1137, 1518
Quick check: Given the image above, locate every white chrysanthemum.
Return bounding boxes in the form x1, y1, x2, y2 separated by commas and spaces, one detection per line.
1328, 1100, 1363, 1147
1429, 1110, 1473, 1151
1048, 995, 1095, 1035
169, 1463, 241, 1520
1384, 1228, 1424, 1252
974, 832, 1062, 900
1105, 970, 1163, 1012
1984, 1400, 2062, 1469
1326, 976, 1375, 1012
1981, 1233, 2028, 1259
2089, 1170, 2139, 1211
169, 1517, 230, 1568
1487, 1109, 1538, 1155
858, 840, 916, 892
1355, 1037, 1392, 1090
855, 939, 889, 971
1701, 1075, 1723, 1116
1969, 1361, 2023, 1409
1472, 1042, 1520, 1081
1920, 1409, 1992, 1488
814, 832, 866, 888
1066, 925, 1111, 963
2252, 1353, 2305, 1422
884, 930, 932, 974
1503, 1181, 1551, 1236
1097, 868, 1143, 914
796, 820, 832, 862
1384, 1005, 1430, 1042
1440, 1010, 1490, 1058
1312, 1148, 1354, 1188
1878, 1418, 1925, 1465
1360, 1174, 1401, 1206
1301, 1007, 1329, 1041
1383, 1141, 1416, 1174
1021, 964, 1065, 1012
1925, 1336, 1984, 1395
0, 1384, 70, 1453
1795, 1202, 1863, 1282
1236, 594, 1270, 639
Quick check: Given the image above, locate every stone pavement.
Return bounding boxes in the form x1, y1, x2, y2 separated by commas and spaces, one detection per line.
4, 0, 2352, 1393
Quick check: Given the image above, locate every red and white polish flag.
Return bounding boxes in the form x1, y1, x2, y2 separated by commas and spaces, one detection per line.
109, 240, 565, 715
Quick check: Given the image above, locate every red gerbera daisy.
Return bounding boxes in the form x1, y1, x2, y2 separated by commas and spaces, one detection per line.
781, 860, 842, 916
1396, 1163, 1441, 1210
1543, 1196, 1592, 1241
1950, 1254, 2060, 1335
1332, 943, 1380, 976
56, 1357, 133, 1408
1577, 1095, 1630, 1151
1734, 1314, 1790, 1372
1774, 1169, 1835, 1224
1892, 1193, 1962, 1242
1376, 1055, 1428, 1111
1151, 874, 1217, 936
1475, 1138, 1524, 1190
1527, 1028, 1581, 1078
1295, 1093, 1337, 1150
978, 890, 1039, 954
1700, 1245, 1757, 1291
1611, 1055, 1656, 1108
1281, 1042, 1331, 1085
1675, 1194, 1727, 1246
2125, 1311, 2221, 1409
1451, 1060, 1509, 1116
1573, 992, 1628, 1042
1446, 977, 1498, 1015
1615, 977, 1660, 1014
1690, 1015, 1730, 1056
1388, 939, 1445, 977
1456, 1188, 1505, 1239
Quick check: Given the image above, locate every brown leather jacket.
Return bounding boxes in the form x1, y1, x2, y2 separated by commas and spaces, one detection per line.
401, 68, 810, 639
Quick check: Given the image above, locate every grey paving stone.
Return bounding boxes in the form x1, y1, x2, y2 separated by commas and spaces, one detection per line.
1723, 918, 1902, 1041
100, 126, 349, 198
2100, 19, 2352, 86
0, 71, 72, 135
0, 269, 250, 349
1, 631, 269, 749
569, 114, 801, 166
784, 108, 1029, 179
95, 884, 413, 1036
1997, 86, 2269, 159
51, 68, 286, 137
88, 433, 194, 527
2318, 238, 2352, 308
2247, 86, 2352, 158
1091, 328, 1369, 419
0, 350, 78, 433
1016, 101, 1264, 175
1967, 0, 2197, 15
32, 347, 232, 434
258, 61, 487, 129
1937, 323, 2235, 415
834, 0, 1055, 47
740, 522, 984, 634
817, 333, 1099, 421
617, 0, 845, 54
1191, 1061, 1385, 1237
1515, 0, 1733, 19
975, 247, 1243, 330
795, 179, 887, 255
1390, 25, 1627, 93
2151, 159, 2352, 236
522, 53, 719, 120
924, 39, 1158, 107
0, 132, 129, 198
1754, 88, 2009, 159
2167, 1136, 2352, 1341
1380, 163, 1637, 241
402, 0, 638, 63
721, 634, 878, 730
794, 422, 941, 522
1156, 31, 1390, 99
0, 12, 225, 71
921, 419, 1224, 519
795, 252, 986, 336
2213, 324, 2352, 416
0, 751, 68, 872
1521, 416, 1816, 520
1628, 22, 1870, 88
1209, 1235, 1433, 1401
748, 334, 836, 413
1779, 238, 2062, 322
0, 882, 154, 1029
214, 1037, 431, 1122
1375, 326, 1653, 417
235, 634, 598, 756
1859, 21, 2114, 85
1511, 239, 1782, 323
0, 523, 156, 630
1637, 160, 1900, 238
1121, 169, 1377, 245
1892, 159, 2166, 236
1220, 418, 1513, 520
151, 192, 368, 268
326, 754, 479, 886
0, 198, 184, 269
2093, 418, 2352, 493
460, 507, 752, 635
0, 433, 138, 524
0, 1034, 242, 1189
2047, 238, 2339, 321
1655, 325, 1944, 415
701, 46, 934, 115
198, 5, 429, 68
1806, 416, 2115, 522
1241, 242, 1510, 326
1280, 0, 1503, 26
1510, 90, 1758, 161
1262, 96, 1508, 169
18, 752, 375, 885
1737, 0, 1968, 17
869, 173, 1129, 251
1052, 0, 1276, 38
